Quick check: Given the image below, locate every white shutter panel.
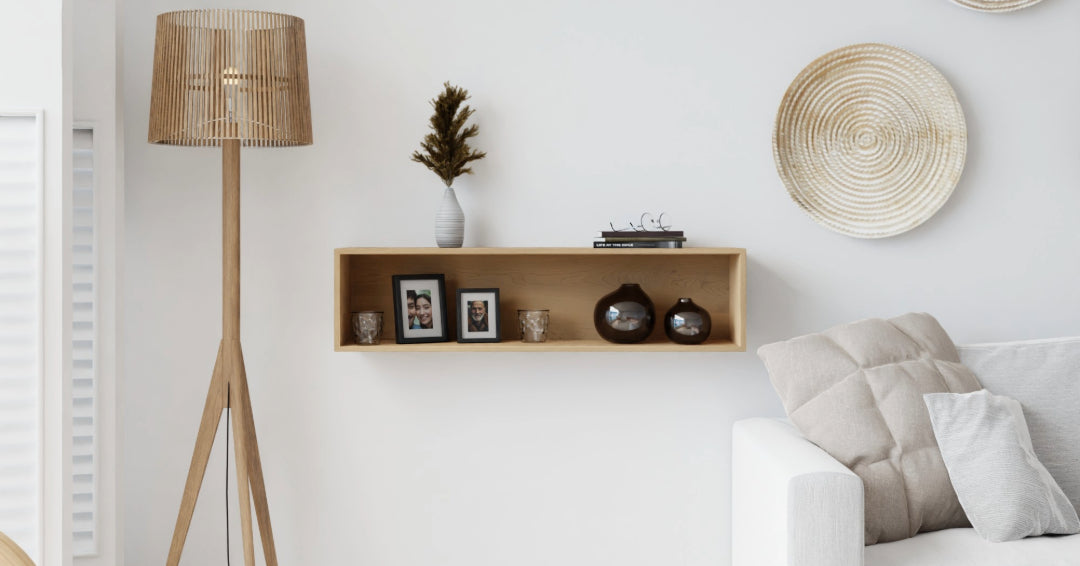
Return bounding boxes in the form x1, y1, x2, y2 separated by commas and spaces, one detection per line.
0, 112, 43, 564
71, 127, 97, 557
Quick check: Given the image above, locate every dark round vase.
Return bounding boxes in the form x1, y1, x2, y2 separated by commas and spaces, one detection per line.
594, 283, 655, 344
664, 298, 711, 345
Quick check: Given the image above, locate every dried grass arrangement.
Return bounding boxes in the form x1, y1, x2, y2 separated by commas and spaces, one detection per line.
411, 82, 487, 187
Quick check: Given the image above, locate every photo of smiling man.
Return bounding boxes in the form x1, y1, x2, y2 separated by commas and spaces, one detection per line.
457, 289, 500, 343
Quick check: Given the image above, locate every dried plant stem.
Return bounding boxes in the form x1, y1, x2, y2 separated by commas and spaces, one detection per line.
411, 82, 487, 187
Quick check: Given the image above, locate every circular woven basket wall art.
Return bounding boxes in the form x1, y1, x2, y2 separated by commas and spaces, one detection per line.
951, 0, 1043, 12
773, 43, 967, 238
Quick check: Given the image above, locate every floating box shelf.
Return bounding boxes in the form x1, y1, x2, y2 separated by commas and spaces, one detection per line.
334, 247, 746, 352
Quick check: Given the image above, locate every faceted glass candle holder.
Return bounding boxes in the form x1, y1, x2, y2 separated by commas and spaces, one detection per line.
351, 311, 384, 345
518, 309, 550, 343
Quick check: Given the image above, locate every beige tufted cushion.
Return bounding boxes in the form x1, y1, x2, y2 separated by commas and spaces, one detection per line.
758, 312, 982, 545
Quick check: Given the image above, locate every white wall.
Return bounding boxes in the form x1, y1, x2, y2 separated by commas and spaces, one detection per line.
122, 1, 1080, 565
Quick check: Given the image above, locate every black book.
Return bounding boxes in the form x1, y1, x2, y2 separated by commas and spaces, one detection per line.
600, 230, 684, 238
603, 236, 687, 242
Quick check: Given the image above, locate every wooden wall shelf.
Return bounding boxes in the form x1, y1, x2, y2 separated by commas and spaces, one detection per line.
334, 247, 746, 352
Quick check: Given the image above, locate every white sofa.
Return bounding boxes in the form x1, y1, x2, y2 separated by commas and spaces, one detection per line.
732, 418, 1080, 566
732, 337, 1080, 566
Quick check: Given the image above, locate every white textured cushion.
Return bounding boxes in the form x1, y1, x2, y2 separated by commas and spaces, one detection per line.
758, 313, 981, 544
958, 337, 1080, 513
924, 390, 1080, 542
865, 527, 1080, 566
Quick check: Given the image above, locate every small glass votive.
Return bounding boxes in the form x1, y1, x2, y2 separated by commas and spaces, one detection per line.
518, 309, 550, 343
351, 311, 383, 345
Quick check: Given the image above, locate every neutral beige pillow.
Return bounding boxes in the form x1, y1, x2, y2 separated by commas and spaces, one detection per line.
758, 313, 982, 545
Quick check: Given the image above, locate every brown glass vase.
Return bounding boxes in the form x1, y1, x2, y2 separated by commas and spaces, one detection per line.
593, 283, 655, 343
663, 298, 711, 345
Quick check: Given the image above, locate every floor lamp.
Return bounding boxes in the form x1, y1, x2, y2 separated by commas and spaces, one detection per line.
148, 10, 312, 566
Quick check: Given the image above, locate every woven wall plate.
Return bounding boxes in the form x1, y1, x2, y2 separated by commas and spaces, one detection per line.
951, 0, 1043, 12
773, 43, 967, 239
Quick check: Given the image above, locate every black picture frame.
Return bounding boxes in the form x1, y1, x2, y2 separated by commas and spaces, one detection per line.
392, 274, 449, 344
456, 288, 501, 343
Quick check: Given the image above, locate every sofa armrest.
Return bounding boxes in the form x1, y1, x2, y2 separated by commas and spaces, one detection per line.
732, 418, 864, 566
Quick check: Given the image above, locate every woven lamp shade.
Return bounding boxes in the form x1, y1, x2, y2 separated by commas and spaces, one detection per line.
148, 9, 312, 147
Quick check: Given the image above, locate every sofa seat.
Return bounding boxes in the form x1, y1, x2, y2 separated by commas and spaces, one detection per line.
866, 528, 1080, 566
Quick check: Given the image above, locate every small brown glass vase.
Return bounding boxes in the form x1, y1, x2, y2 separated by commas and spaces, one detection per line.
664, 298, 711, 345
594, 283, 655, 343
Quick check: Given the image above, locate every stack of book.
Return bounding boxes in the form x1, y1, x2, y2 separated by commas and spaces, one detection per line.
594, 230, 686, 248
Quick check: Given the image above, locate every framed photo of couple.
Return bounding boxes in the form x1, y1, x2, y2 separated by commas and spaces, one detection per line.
456, 288, 500, 343
392, 274, 449, 344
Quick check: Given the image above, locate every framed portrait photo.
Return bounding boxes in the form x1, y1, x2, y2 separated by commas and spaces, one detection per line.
392, 274, 449, 344
456, 288, 500, 343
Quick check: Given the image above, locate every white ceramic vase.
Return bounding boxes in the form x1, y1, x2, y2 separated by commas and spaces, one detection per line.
435, 186, 464, 248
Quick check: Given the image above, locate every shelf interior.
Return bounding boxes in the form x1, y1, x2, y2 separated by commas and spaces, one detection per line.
335, 248, 745, 351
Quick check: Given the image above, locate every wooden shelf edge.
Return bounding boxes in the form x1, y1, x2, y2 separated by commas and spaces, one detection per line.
335, 246, 746, 256
334, 340, 745, 353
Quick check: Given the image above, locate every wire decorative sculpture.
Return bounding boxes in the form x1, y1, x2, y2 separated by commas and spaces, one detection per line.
608, 212, 674, 233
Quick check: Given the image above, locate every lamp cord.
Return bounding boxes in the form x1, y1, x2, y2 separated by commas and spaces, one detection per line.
226, 389, 232, 566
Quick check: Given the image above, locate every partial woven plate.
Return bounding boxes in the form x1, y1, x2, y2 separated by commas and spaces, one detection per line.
951, 0, 1043, 12
773, 43, 966, 239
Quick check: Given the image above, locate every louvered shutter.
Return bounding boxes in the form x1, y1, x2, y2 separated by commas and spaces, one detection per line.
71, 127, 97, 557
0, 112, 43, 564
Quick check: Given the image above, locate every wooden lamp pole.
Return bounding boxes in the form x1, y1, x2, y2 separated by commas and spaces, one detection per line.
165, 141, 274, 566
148, 10, 313, 566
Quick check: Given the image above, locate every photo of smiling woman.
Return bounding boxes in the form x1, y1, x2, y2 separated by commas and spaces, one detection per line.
414, 291, 434, 329
392, 274, 448, 343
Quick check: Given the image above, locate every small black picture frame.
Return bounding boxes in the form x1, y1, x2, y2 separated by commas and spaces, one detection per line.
392, 274, 449, 344
456, 288, 501, 343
